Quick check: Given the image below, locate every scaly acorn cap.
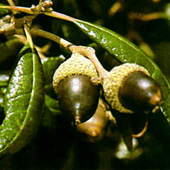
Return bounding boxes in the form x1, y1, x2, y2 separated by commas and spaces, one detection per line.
53, 52, 99, 94
102, 63, 150, 113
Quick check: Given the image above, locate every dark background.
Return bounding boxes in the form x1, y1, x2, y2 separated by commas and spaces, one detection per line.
0, 0, 170, 169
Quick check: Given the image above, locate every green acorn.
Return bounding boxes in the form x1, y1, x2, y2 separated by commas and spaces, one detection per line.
53, 53, 100, 124
102, 63, 162, 113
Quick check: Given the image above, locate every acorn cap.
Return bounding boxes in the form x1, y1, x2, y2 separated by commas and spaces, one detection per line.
102, 63, 150, 113
53, 53, 99, 93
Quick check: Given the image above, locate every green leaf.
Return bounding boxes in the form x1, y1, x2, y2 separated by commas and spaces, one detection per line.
45, 94, 61, 116
73, 20, 170, 120
161, 93, 170, 122
0, 92, 4, 108
0, 38, 23, 64
0, 43, 44, 155
41, 56, 65, 98
41, 55, 65, 85
0, 71, 10, 87
42, 95, 62, 129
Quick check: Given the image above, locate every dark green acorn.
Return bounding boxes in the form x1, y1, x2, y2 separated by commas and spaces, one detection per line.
57, 75, 100, 124
119, 71, 162, 112
53, 53, 100, 124
103, 63, 162, 113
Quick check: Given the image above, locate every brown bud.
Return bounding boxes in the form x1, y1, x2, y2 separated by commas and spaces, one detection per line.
76, 99, 110, 142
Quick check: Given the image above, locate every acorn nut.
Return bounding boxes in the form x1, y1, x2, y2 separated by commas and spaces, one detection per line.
53, 53, 100, 125
102, 63, 162, 113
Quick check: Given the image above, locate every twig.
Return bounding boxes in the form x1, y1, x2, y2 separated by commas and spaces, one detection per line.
0, 6, 33, 14
7, 0, 15, 7
0, 3, 107, 78
24, 25, 35, 52
30, 28, 73, 49
30, 28, 107, 77
44, 11, 76, 22
7, 0, 17, 15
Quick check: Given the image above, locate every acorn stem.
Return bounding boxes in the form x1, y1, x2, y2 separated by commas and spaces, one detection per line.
69, 45, 108, 77
89, 52, 108, 77
132, 120, 148, 138
74, 118, 81, 125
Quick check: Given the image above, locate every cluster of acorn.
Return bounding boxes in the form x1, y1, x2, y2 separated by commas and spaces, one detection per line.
52, 52, 162, 141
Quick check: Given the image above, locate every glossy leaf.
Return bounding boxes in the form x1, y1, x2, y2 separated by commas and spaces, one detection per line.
73, 20, 170, 120
161, 93, 170, 122
0, 43, 44, 155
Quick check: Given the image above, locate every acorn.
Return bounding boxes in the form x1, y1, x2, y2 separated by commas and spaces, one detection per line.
102, 63, 162, 113
53, 53, 100, 124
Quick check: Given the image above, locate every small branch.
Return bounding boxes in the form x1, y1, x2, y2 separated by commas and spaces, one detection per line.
7, 0, 18, 15
0, 6, 33, 14
30, 28, 73, 49
0, 2, 107, 78
0, 0, 53, 15
7, 0, 15, 6
24, 25, 35, 52
0, 5, 77, 23
44, 11, 77, 22
14, 35, 27, 44
30, 28, 107, 77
